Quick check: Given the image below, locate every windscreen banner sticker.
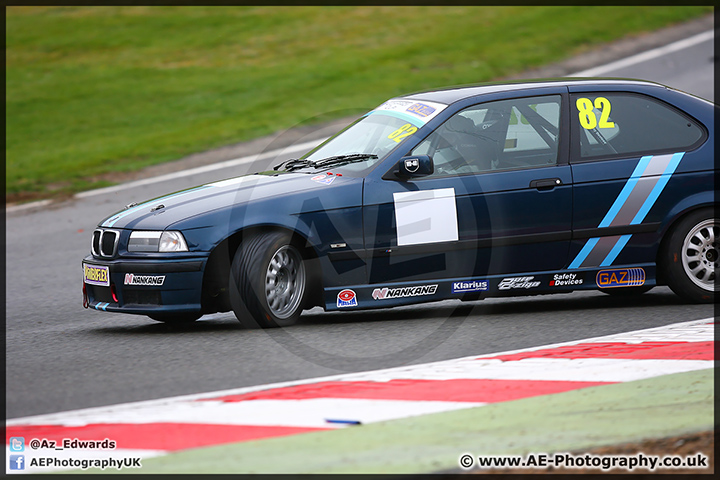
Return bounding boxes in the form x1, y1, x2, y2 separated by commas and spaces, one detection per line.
337, 289, 357, 308
596, 268, 645, 288
372, 284, 438, 300
124, 274, 166, 286
452, 280, 488, 293
84, 264, 110, 287
393, 188, 459, 246
369, 99, 447, 126
311, 174, 336, 185
549, 273, 583, 287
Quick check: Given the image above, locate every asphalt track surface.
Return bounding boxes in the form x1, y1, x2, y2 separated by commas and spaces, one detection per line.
5, 27, 715, 419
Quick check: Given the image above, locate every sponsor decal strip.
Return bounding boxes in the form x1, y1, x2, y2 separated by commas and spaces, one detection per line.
569, 152, 684, 269
6, 319, 712, 470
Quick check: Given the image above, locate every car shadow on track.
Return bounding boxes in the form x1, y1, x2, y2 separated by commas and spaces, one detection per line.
88, 287, 692, 336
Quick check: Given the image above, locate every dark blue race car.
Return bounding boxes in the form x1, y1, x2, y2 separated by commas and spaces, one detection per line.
83, 78, 717, 327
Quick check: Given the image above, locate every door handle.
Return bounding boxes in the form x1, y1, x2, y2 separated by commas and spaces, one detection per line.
530, 178, 562, 190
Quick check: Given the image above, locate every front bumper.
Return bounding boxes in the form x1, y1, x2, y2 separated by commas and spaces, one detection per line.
82, 255, 207, 315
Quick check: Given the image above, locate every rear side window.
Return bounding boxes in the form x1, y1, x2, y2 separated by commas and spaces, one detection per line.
571, 93, 705, 159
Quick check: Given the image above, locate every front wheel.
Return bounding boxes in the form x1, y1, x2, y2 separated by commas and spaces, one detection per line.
229, 231, 307, 328
660, 208, 718, 303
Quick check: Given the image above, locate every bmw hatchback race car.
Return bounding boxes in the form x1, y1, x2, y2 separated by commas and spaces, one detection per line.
83, 78, 717, 327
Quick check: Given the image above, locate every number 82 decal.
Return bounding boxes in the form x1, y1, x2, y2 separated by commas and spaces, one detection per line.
388, 123, 418, 143
576, 97, 615, 129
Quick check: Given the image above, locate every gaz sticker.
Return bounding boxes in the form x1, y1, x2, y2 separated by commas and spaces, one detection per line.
84, 264, 110, 287
596, 268, 645, 288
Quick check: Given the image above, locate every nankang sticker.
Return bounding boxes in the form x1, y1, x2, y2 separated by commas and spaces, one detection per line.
336, 289, 358, 308
452, 280, 488, 293
549, 273, 583, 287
372, 284, 438, 300
311, 174, 335, 185
124, 274, 165, 286
596, 268, 645, 288
498, 276, 541, 290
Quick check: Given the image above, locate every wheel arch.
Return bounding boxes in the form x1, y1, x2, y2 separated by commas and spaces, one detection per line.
200, 224, 323, 314
656, 200, 717, 285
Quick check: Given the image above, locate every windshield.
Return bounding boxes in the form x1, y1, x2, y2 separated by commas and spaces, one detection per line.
285, 99, 448, 174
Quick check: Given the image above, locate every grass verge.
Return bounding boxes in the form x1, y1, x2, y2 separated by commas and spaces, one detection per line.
6, 6, 713, 201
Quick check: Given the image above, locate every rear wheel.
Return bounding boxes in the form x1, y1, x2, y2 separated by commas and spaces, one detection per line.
660, 208, 718, 303
229, 231, 307, 328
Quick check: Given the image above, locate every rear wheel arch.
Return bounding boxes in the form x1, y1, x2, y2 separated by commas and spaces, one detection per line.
657, 205, 718, 302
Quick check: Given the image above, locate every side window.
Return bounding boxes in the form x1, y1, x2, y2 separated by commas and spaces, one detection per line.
572, 93, 705, 159
412, 95, 561, 177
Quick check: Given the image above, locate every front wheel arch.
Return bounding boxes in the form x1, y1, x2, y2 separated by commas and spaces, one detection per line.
201, 226, 322, 317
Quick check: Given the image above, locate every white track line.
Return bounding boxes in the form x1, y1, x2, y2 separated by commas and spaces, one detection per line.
570, 29, 714, 77
6, 317, 712, 426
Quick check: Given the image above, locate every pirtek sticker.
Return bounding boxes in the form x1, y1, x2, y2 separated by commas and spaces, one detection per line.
596, 268, 645, 288
124, 274, 165, 286
372, 284, 438, 300
337, 289, 358, 308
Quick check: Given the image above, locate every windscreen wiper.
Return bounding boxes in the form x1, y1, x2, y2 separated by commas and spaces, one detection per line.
272, 158, 313, 171
273, 153, 378, 171
311, 153, 378, 168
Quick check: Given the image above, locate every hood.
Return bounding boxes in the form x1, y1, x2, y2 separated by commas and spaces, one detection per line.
98, 172, 362, 230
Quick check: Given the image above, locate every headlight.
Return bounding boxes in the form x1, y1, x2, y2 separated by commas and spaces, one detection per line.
158, 231, 188, 252
128, 231, 188, 252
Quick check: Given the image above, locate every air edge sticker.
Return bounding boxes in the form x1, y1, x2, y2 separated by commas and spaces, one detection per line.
569, 152, 684, 269
393, 188, 459, 246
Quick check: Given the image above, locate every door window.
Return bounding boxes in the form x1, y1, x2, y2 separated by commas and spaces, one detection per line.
412, 95, 561, 177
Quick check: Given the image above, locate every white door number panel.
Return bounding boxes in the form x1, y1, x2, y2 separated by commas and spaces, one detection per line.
393, 188, 459, 247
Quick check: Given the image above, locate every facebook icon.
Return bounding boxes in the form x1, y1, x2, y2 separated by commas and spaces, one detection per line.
9, 455, 25, 471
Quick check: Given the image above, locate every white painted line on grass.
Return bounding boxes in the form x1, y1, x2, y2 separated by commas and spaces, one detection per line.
570, 29, 714, 77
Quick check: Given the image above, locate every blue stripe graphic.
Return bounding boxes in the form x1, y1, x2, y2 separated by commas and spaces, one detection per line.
600, 234, 632, 266
569, 237, 600, 269
598, 155, 652, 227
630, 152, 684, 225
102, 186, 211, 228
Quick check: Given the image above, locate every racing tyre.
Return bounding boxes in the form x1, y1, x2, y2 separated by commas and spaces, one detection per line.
148, 313, 201, 324
229, 231, 307, 328
660, 208, 718, 303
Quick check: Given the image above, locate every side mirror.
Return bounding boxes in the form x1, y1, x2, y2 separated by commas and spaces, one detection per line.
396, 155, 434, 179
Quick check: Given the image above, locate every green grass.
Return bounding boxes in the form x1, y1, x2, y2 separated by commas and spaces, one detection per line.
6, 6, 713, 200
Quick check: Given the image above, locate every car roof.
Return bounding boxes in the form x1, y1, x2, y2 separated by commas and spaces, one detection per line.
401, 78, 667, 105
